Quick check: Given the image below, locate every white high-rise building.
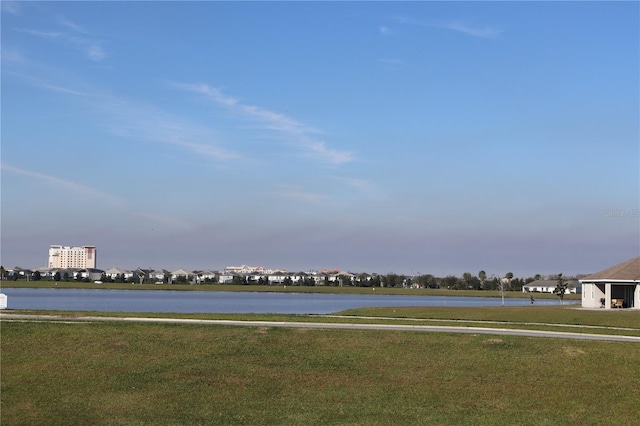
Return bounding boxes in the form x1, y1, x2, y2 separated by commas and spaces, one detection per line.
48, 245, 97, 269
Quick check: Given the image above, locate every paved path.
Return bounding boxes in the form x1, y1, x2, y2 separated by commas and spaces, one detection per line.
2, 313, 639, 342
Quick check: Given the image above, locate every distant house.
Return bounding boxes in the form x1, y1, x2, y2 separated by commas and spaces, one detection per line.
522, 279, 580, 294
267, 271, 289, 284
150, 269, 168, 282
170, 269, 193, 283
218, 271, 240, 284
246, 272, 267, 284
195, 269, 217, 283
290, 272, 309, 284
77, 268, 105, 281
104, 268, 135, 281
580, 257, 640, 309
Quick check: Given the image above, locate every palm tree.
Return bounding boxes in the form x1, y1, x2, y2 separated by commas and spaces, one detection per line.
478, 270, 487, 289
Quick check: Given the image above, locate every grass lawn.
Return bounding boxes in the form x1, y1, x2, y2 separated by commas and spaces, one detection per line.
339, 306, 640, 333
2, 317, 639, 425
6, 305, 639, 336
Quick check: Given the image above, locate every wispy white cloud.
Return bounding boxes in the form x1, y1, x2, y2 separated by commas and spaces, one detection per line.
1, 163, 123, 206
173, 82, 354, 165
174, 83, 313, 133
340, 177, 375, 194
2, 163, 193, 230
86, 45, 106, 61
18, 14, 107, 61
440, 21, 504, 39
302, 138, 354, 164
325, 175, 379, 198
392, 16, 503, 39
1, 47, 24, 63
273, 185, 329, 204
19, 29, 62, 38
36, 81, 91, 96
57, 16, 87, 34
379, 26, 391, 35
20, 75, 241, 162
1, 1, 21, 15
99, 96, 243, 162
10, 72, 95, 96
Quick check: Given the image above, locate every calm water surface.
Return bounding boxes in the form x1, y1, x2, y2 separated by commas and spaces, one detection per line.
1, 288, 574, 314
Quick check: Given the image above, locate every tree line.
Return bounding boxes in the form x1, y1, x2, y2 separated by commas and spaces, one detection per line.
0, 266, 575, 292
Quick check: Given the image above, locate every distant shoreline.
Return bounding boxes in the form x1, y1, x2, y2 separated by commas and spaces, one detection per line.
0, 281, 579, 300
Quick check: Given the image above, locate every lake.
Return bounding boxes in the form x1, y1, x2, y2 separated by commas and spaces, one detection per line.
0, 288, 574, 314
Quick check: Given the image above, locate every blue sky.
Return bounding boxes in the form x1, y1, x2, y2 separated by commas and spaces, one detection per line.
2, 1, 638, 277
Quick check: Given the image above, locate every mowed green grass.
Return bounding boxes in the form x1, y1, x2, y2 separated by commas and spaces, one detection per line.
2, 320, 639, 425
340, 306, 640, 332
7, 305, 640, 336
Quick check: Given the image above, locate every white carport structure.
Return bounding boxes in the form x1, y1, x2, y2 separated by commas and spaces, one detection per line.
580, 257, 640, 309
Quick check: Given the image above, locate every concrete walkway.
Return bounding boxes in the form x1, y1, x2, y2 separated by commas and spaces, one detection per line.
2, 313, 639, 342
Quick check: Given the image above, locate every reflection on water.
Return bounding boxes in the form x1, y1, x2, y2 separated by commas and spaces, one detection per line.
1, 288, 576, 314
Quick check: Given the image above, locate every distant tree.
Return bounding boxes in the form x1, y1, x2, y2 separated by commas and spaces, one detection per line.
478, 270, 487, 289
357, 274, 371, 287
553, 273, 568, 305
510, 278, 524, 292
370, 275, 382, 287
482, 276, 498, 291
382, 273, 406, 288
283, 276, 293, 286
338, 274, 353, 287
63, 272, 69, 281
504, 272, 514, 292
54, 271, 61, 282
534, 274, 542, 281
380, 274, 391, 288
415, 274, 437, 289
32, 271, 42, 281
442, 275, 460, 289
462, 272, 473, 288
0, 266, 6, 280
468, 276, 481, 290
